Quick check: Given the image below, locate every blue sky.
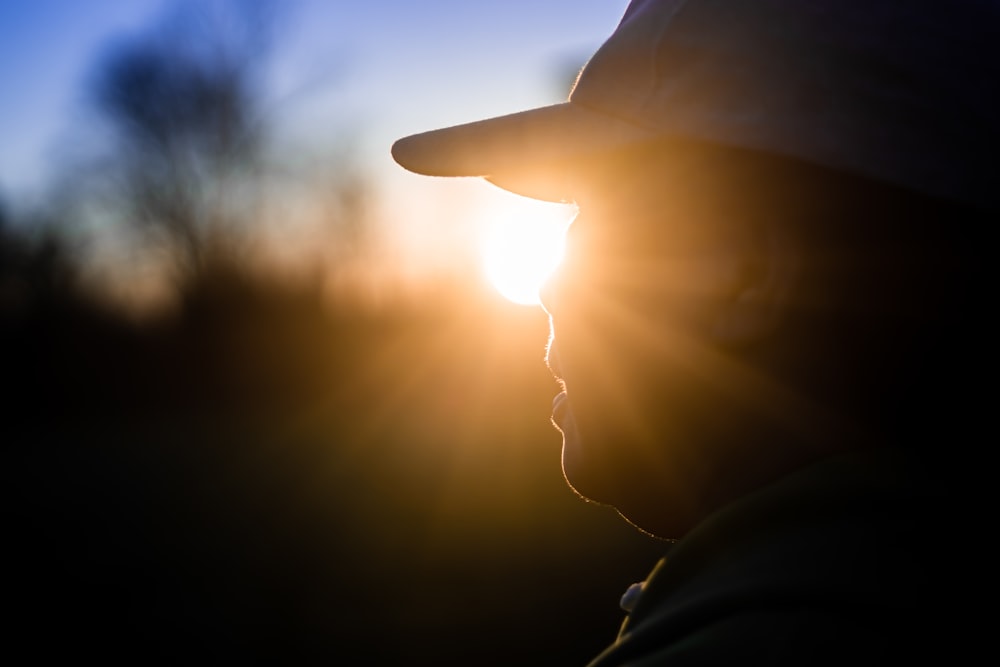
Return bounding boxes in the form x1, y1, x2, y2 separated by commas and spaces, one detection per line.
0, 0, 163, 197
0, 1, 631, 307
0, 0, 630, 201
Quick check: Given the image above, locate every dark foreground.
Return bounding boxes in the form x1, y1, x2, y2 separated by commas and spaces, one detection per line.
4, 265, 664, 665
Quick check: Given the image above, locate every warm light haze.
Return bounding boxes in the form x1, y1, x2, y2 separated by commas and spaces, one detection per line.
479, 196, 574, 306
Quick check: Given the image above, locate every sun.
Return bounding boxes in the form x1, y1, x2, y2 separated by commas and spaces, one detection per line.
478, 196, 573, 306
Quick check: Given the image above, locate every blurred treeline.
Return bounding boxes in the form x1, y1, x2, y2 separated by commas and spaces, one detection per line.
2, 2, 664, 664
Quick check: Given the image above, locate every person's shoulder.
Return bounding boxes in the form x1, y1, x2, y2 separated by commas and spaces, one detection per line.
588, 449, 976, 666
593, 606, 897, 666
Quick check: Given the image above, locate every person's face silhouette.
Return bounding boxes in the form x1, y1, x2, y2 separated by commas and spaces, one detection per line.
537, 144, 825, 537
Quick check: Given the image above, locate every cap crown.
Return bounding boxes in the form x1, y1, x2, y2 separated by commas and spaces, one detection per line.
571, 0, 999, 209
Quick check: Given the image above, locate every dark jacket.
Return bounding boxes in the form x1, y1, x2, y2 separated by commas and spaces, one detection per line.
588, 450, 970, 665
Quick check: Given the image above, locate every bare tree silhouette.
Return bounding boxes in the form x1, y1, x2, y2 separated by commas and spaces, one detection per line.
86, 0, 279, 282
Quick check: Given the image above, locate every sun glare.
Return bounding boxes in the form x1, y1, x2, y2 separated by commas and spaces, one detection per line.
479, 197, 573, 306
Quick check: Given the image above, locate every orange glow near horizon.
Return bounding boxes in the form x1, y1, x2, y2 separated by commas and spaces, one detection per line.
478, 196, 574, 306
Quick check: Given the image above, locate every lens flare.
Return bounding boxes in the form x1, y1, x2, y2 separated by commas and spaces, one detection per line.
479, 197, 573, 306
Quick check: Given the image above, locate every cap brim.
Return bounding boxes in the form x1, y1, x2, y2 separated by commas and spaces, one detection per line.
391, 102, 655, 201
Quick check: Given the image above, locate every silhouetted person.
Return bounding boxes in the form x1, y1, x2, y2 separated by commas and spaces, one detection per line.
393, 1, 995, 664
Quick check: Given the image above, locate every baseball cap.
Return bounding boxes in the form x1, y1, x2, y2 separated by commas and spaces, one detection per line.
392, 0, 998, 210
